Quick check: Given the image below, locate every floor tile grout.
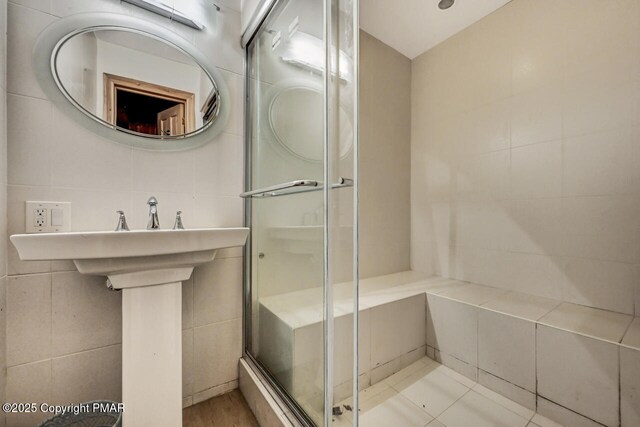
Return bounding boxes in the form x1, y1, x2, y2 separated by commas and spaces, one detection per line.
471, 383, 536, 422
352, 357, 552, 426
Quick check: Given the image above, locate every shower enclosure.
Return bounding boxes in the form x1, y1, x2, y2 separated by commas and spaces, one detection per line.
241, 0, 359, 425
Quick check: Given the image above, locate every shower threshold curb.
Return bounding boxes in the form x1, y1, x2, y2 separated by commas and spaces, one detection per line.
239, 357, 304, 427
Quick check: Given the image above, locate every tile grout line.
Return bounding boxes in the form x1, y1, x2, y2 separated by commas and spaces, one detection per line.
381, 359, 473, 422
471, 373, 535, 422
6, 342, 123, 370
618, 316, 635, 345
537, 395, 607, 427
399, 358, 533, 424
435, 387, 473, 423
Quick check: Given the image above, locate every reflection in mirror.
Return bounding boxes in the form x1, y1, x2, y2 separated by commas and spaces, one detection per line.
268, 86, 353, 162
54, 29, 220, 139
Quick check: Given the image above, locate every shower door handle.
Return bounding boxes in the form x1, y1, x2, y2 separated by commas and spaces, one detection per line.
240, 179, 319, 198
240, 177, 353, 199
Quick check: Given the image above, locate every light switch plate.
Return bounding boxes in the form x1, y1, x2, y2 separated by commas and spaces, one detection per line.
25, 201, 71, 233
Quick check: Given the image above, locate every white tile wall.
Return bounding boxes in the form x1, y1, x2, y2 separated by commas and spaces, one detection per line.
51, 272, 122, 356
561, 257, 636, 315
426, 294, 477, 366
480, 291, 559, 322
538, 302, 632, 343
6, 94, 51, 186
510, 82, 562, 148
535, 397, 602, 427
561, 195, 640, 265
51, 345, 122, 405
49, 110, 131, 191
503, 198, 562, 256
562, 69, 637, 138
536, 325, 619, 426
458, 100, 511, 155
193, 257, 243, 326
456, 151, 509, 202
6, 274, 52, 366
563, 128, 639, 197
411, 0, 640, 315
477, 370, 535, 411
437, 283, 507, 306
478, 310, 535, 392
4, 0, 246, 413
193, 319, 242, 394
510, 140, 562, 200
370, 295, 426, 368
182, 328, 194, 397
6, 361, 52, 427
6, 4, 55, 99
433, 350, 478, 382
423, 279, 640, 427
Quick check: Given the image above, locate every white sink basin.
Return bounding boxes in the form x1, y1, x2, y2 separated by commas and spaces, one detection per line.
11, 228, 249, 287
11, 227, 249, 260
10, 227, 249, 427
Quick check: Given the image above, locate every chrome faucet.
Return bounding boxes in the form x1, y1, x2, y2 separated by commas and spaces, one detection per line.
147, 196, 160, 230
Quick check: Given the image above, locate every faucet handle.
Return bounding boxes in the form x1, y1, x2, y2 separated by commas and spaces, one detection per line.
115, 210, 130, 231
173, 211, 185, 230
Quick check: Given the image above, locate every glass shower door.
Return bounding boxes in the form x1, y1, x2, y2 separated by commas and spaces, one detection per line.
243, 0, 357, 425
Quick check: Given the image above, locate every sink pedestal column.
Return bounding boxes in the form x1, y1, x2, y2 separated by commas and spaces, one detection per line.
115, 268, 193, 427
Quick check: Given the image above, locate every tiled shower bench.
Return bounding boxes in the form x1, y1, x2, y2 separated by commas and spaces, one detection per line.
257, 271, 640, 426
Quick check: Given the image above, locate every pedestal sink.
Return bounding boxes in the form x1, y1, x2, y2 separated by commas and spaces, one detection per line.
10, 227, 249, 427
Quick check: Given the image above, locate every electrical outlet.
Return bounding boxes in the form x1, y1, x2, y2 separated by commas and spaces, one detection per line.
34, 209, 47, 227
25, 201, 71, 233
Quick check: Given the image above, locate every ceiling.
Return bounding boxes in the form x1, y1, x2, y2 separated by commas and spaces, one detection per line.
360, 0, 512, 59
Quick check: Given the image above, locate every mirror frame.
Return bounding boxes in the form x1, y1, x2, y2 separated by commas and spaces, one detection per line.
33, 12, 230, 151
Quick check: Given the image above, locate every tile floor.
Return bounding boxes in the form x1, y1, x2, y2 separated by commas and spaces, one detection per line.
333, 357, 564, 427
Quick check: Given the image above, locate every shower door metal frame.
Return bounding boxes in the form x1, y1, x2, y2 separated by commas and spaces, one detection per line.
241, 0, 359, 425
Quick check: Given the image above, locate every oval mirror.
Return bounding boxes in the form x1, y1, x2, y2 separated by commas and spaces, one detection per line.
268, 86, 353, 162
33, 13, 230, 150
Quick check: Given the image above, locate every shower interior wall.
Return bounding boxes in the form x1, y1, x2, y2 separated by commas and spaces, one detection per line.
411, 0, 640, 317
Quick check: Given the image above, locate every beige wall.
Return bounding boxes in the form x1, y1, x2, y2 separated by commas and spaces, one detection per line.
360, 31, 411, 278
4, 1, 244, 426
411, 0, 640, 316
